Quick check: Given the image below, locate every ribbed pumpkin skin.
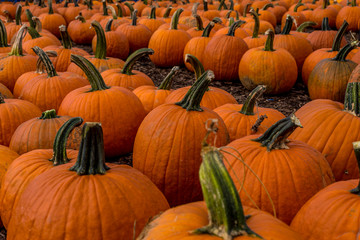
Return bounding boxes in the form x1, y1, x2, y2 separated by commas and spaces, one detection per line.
164, 86, 238, 110
291, 180, 360, 240
116, 24, 152, 53
139, 202, 304, 240
9, 116, 81, 155
58, 86, 146, 157
132, 86, 172, 114
43, 46, 88, 72
239, 48, 298, 94
335, 5, 360, 31
183, 37, 211, 72
0, 145, 18, 186
0, 83, 13, 99
213, 104, 285, 141
0, 55, 37, 92
148, 29, 191, 67
352, 51, 360, 64
38, 13, 67, 38
0, 99, 42, 146
306, 31, 346, 51
67, 20, 95, 44
222, 136, 335, 225
203, 35, 249, 81
133, 104, 229, 207
0, 149, 78, 228
308, 59, 358, 102
290, 100, 360, 181
22, 36, 61, 56
101, 69, 154, 91
13, 72, 44, 98
6, 163, 169, 240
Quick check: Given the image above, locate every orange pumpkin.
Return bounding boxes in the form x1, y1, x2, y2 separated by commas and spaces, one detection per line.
281, 1, 307, 30
311, 0, 338, 28
243, 9, 267, 49
138, 6, 165, 33
38, 0, 67, 38
67, 12, 96, 44
335, 0, 360, 31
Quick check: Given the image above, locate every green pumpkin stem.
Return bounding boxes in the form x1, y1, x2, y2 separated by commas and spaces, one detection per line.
75, 12, 86, 23
228, 17, 234, 27
194, 14, 204, 31
252, 114, 303, 151
91, 20, 107, 59
294, 0, 303, 12
26, 9, 36, 28
229, 0, 234, 10
185, 54, 204, 80
351, 0, 356, 6
321, 17, 331, 31
59, 25, 72, 49
9, 25, 27, 56
262, 3, 274, 10
40, 109, 58, 119
149, 6, 156, 19
333, 41, 358, 61
240, 85, 266, 115
322, 0, 329, 8
243, 3, 251, 17
163, 6, 172, 18
332, 20, 348, 51
350, 142, 360, 194
116, 4, 123, 17
70, 54, 110, 91
192, 120, 262, 239
50, 117, 83, 166
344, 74, 360, 116
121, 48, 154, 75
227, 20, 245, 36
131, 9, 138, 26
204, 0, 208, 11
296, 21, 316, 32
107, 5, 118, 19
15, 5, 22, 25
175, 70, 213, 111
0, 20, 9, 48
102, 0, 109, 15
158, 66, 179, 90
27, 24, 42, 39
264, 29, 275, 51
201, 21, 215, 37
249, 8, 260, 38
281, 15, 293, 35
48, 0, 54, 14
105, 19, 113, 31
32, 46, 58, 78
69, 122, 110, 175
170, 8, 184, 30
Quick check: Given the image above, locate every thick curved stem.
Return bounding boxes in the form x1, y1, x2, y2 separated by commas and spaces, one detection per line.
332, 20, 348, 51
9, 25, 27, 56
50, 117, 83, 166
264, 29, 275, 51
194, 14, 204, 31
75, 12, 86, 23
69, 122, 110, 175
185, 54, 204, 81
158, 66, 179, 90
163, 6, 172, 18
321, 17, 331, 31
170, 8, 184, 30
227, 20, 245, 36
281, 15, 293, 35
322, 0, 329, 8
91, 20, 107, 59
121, 48, 154, 75
131, 9, 138, 26
59, 25, 72, 49
149, 6, 156, 19
243, 3, 251, 17
39, 109, 58, 119
116, 3, 123, 17
333, 41, 358, 62
107, 5, 118, 19
102, 0, 109, 16
32, 17, 43, 33
293, 0, 303, 12
344, 79, 360, 116
48, 0, 54, 14
204, 0, 208, 11
0, 20, 9, 47
351, 0, 356, 6
252, 114, 303, 151
15, 5, 22, 25
262, 3, 274, 10
26, 9, 36, 28
105, 19, 113, 32
32, 46, 58, 77
201, 21, 215, 37
70, 54, 110, 91
240, 85, 266, 115
296, 21, 316, 32
249, 8, 259, 38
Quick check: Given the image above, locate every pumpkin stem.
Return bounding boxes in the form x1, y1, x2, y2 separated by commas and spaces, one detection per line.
351, 0, 356, 6
204, 0, 208, 11
185, 54, 204, 81
91, 20, 107, 59
102, 0, 109, 15
249, 8, 260, 38
240, 85, 266, 115
48, 0, 54, 14
201, 21, 215, 37
69, 122, 110, 175
332, 41, 358, 62
321, 17, 331, 31
105, 19, 113, 32
27, 24, 41, 39
131, 9, 138, 26
149, 6, 156, 19
39, 109, 58, 119
26, 9, 36, 28
32, 17, 44, 33
158, 66, 179, 90
59, 25, 72, 49
9, 24, 27, 56
116, 3, 123, 17
0, 93, 5, 104
75, 12, 86, 23
194, 14, 204, 31
15, 4, 22, 25
296, 21, 316, 32
252, 114, 303, 151
163, 6, 172, 18
50, 117, 83, 166
229, 0, 234, 10
331, 20, 348, 51
175, 70, 213, 111
192, 2, 199, 15
170, 8, 184, 30
344, 71, 360, 116
322, 0, 329, 8
228, 17, 234, 27
71, 54, 110, 91
227, 20, 245, 36
192, 120, 262, 239
281, 15, 293, 35
262, 3, 274, 10
263, 29, 275, 51
0, 20, 9, 48
107, 5, 118, 19
124, 2, 134, 16
121, 48, 154, 75
294, 0, 303, 12
243, 3, 251, 17
350, 142, 360, 194
32, 46, 58, 77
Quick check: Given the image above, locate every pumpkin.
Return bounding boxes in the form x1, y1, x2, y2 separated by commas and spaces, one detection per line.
18, 46, 88, 111
9, 109, 81, 155
93, 19, 130, 60
67, 20, 125, 77
336, 0, 360, 31
59, 54, 146, 157
0, 145, 18, 186
243, 8, 275, 34
133, 70, 229, 207
101, 48, 154, 90
6, 122, 169, 240
0, 117, 82, 229
148, 8, 191, 67
222, 115, 335, 224
90, 0, 110, 22
281, 1, 307, 30
243, 9, 267, 49
239, 29, 298, 94
311, 0, 338, 28
99, 5, 130, 30
80, 0, 99, 19
67, 12, 95, 44
308, 42, 358, 102
133, 66, 179, 114
213, 18, 250, 39
186, 14, 207, 38
291, 141, 360, 239
138, 6, 165, 33
200, 0, 221, 20
258, 3, 277, 27
214, 85, 285, 141
290, 78, 360, 181
166, 54, 238, 109
268, 3, 287, 24
0, 25, 37, 92
43, 25, 88, 72
291, 21, 317, 39
203, 20, 249, 81
138, 125, 303, 240
38, 0, 66, 38
353, 49, 360, 64
0, 83, 12, 99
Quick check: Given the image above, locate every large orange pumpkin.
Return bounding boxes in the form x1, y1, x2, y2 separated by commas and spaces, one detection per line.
335, 0, 360, 31
6, 122, 169, 240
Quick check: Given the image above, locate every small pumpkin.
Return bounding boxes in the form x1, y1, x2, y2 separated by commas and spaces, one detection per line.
67, 12, 95, 45
138, 6, 165, 33
38, 0, 67, 38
